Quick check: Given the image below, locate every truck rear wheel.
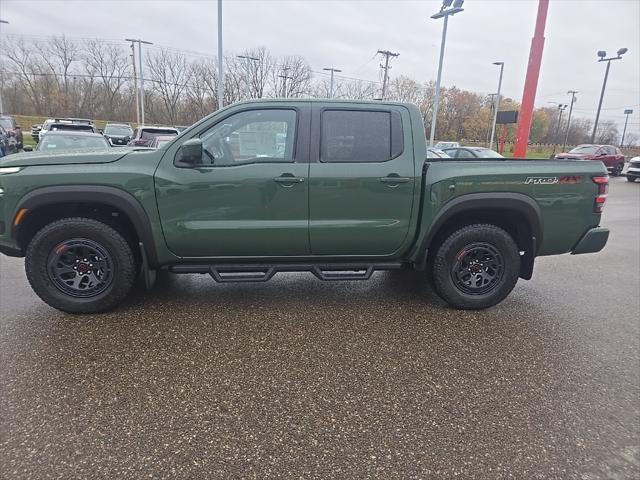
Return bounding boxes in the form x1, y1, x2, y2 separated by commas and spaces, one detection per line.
25, 218, 137, 314
431, 224, 520, 309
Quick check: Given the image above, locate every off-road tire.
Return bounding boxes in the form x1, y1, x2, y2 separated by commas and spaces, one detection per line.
25, 217, 137, 314
431, 224, 520, 310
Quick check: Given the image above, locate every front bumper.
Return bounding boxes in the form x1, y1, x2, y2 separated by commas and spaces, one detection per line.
626, 166, 640, 178
571, 227, 610, 255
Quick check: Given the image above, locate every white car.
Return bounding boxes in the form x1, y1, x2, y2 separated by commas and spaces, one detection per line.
627, 156, 640, 183
434, 141, 460, 149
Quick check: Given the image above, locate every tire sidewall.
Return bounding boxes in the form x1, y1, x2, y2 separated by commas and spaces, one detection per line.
433, 225, 520, 309
25, 219, 136, 313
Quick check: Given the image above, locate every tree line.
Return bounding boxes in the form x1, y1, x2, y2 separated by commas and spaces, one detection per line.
1, 35, 633, 146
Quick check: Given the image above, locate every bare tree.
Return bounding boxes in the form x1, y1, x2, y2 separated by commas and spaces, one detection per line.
271, 56, 311, 98
146, 49, 190, 124
83, 40, 130, 119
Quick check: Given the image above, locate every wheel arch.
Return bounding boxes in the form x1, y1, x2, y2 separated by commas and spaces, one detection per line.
415, 192, 542, 280
12, 185, 159, 267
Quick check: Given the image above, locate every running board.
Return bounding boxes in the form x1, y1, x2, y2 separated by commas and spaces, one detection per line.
168, 263, 403, 283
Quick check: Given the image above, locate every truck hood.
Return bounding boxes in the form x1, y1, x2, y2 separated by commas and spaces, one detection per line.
0, 148, 145, 167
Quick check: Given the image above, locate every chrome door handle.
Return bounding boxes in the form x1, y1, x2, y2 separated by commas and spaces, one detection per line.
380, 176, 411, 184
274, 175, 305, 184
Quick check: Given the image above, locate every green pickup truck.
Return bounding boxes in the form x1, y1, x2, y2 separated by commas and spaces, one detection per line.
0, 100, 610, 313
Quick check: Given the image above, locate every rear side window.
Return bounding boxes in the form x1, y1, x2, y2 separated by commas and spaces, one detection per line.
320, 109, 403, 162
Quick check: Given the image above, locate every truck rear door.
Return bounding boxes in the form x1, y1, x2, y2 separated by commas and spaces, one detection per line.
308, 104, 415, 256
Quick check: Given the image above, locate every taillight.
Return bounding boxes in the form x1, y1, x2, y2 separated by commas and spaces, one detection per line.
592, 176, 609, 213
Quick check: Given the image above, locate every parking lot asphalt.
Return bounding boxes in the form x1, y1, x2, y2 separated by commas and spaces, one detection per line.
1, 177, 638, 479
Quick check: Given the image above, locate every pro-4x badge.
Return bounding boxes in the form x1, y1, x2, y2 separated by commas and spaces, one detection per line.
525, 177, 559, 185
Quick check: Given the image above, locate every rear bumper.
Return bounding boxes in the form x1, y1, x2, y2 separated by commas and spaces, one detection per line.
571, 227, 609, 255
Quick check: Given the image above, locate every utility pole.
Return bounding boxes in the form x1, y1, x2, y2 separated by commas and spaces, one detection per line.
323, 67, 342, 99
125, 38, 153, 125
279, 67, 292, 98
237, 55, 259, 100
620, 109, 633, 148
377, 50, 399, 100
562, 90, 578, 152
129, 41, 140, 125
217, 0, 224, 109
0, 19, 9, 115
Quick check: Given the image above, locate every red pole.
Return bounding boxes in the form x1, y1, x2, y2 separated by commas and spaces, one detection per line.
514, 0, 549, 158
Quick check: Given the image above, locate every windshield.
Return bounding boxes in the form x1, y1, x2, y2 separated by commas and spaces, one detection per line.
105, 125, 132, 135
473, 148, 503, 158
569, 145, 600, 154
38, 135, 109, 151
427, 148, 450, 158
141, 129, 178, 140
0, 118, 12, 129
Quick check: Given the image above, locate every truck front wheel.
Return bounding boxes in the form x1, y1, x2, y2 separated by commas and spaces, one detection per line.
431, 224, 520, 309
25, 218, 138, 314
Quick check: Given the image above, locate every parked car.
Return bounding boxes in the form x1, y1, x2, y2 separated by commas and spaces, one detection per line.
31, 124, 42, 142
38, 118, 96, 140
148, 135, 178, 149
427, 147, 451, 159
443, 146, 504, 158
103, 123, 133, 146
0, 100, 610, 314
626, 156, 640, 182
24, 131, 110, 152
555, 145, 626, 176
0, 116, 24, 150
0, 125, 19, 157
434, 141, 460, 149
129, 126, 179, 147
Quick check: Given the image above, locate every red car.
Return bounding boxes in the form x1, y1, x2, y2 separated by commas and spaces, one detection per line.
556, 144, 626, 176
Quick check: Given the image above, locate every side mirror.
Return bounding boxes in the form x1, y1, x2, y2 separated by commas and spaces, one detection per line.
598, 151, 607, 156
23, 145, 33, 152
175, 138, 203, 167
15, 125, 21, 130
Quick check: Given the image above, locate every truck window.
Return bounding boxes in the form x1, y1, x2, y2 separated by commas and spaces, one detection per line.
320, 110, 402, 162
200, 109, 296, 166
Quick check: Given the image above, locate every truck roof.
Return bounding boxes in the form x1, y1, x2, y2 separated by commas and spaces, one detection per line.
229, 98, 416, 108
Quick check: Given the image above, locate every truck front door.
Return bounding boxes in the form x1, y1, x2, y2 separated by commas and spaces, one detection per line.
155, 105, 311, 258
308, 105, 416, 256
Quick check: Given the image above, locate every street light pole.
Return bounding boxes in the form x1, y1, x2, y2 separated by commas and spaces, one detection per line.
217, 0, 224, 109
591, 48, 627, 143
323, 67, 342, 98
489, 61, 504, 151
237, 55, 259, 100
428, 0, 464, 147
562, 90, 578, 152
0, 19, 9, 115
125, 38, 153, 125
550, 103, 567, 155
620, 109, 633, 148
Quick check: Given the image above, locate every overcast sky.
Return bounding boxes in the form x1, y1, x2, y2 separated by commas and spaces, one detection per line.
1, 0, 639, 134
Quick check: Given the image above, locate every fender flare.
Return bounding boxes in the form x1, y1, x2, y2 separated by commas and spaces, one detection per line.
13, 185, 159, 267
415, 192, 543, 277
